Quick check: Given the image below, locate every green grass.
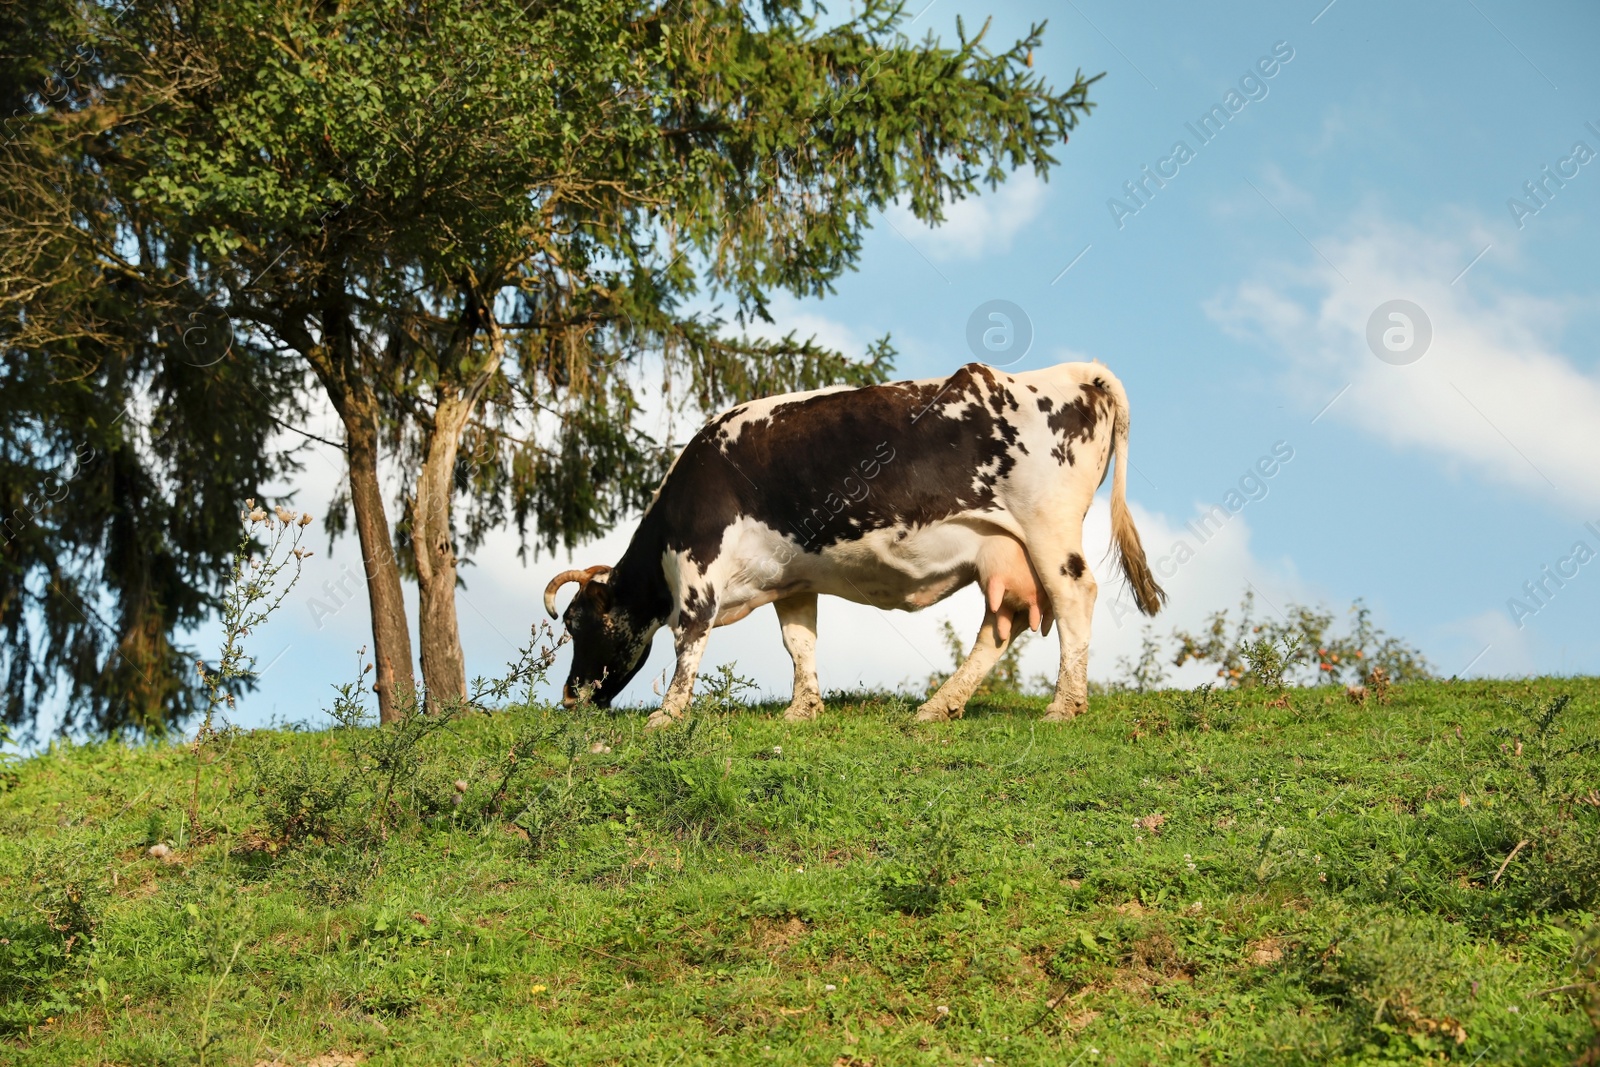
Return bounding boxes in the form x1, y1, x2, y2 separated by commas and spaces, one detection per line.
3, 678, 1598, 1065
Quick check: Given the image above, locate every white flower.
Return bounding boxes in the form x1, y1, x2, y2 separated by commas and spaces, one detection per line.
936, 1005, 950, 1014
824, 984, 836, 992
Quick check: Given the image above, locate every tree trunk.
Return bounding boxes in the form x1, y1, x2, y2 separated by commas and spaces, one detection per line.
345, 407, 418, 723
293, 291, 418, 725
410, 298, 503, 707
412, 391, 472, 706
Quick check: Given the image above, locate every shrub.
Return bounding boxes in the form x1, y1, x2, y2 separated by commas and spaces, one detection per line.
1491, 694, 1600, 911
1171, 683, 1232, 732
247, 632, 562, 865
1171, 591, 1432, 689
24, 833, 110, 943
1296, 917, 1471, 1055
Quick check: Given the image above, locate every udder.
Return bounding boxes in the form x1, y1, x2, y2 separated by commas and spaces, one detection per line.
975, 536, 1053, 642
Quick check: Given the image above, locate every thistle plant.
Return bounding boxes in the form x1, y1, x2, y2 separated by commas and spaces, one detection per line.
187, 500, 313, 839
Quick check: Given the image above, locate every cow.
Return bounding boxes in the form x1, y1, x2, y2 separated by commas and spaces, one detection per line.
543, 360, 1166, 729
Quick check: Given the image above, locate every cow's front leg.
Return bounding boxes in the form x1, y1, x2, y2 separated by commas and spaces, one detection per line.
916, 609, 1014, 722
775, 594, 824, 722
645, 618, 712, 731
1040, 550, 1097, 721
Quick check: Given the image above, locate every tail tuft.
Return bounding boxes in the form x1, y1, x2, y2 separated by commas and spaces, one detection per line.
1105, 374, 1166, 616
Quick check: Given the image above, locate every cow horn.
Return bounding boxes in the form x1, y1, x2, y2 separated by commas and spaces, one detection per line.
543, 565, 613, 617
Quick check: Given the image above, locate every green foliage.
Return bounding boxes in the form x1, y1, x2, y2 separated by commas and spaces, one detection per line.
188, 502, 312, 838
877, 812, 962, 915
23, 833, 109, 943
1171, 591, 1433, 690
630, 718, 742, 843
249, 636, 558, 853
1295, 917, 1472, 1056
1171, 683, 1233, 733
1490, 694, 1600, 911
0, 346, 298, 737
1575, 924, 1600, 1065
694, 664, 761, 715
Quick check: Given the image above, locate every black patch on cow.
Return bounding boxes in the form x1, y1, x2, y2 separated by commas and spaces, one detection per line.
1047, 386, 1105, 466
1064, 553, 1086, 579
1036, 395, 1054, 413
645, 363, 1022, 570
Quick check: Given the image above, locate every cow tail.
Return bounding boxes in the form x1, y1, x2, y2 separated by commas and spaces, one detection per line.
1106, 374, 1167, 616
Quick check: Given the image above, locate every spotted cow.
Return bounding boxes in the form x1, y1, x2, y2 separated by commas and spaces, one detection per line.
544, 361, 1166, 728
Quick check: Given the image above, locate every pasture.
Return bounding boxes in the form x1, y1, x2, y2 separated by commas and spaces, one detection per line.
3, 678, 1598, 1065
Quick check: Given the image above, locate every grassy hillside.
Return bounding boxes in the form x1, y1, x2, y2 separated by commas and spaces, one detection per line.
3, 679, 1599, 1066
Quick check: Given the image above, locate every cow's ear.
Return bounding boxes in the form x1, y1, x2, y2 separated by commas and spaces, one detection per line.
590, 581, 614, 612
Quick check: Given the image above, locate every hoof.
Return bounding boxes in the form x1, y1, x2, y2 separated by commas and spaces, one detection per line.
644, 710, 682, 732
782, 694, 824, 723
1041, 702, 1084, 722
914, 702, 953, 723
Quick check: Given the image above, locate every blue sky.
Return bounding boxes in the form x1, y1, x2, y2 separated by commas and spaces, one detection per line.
202, 0, 1600, 730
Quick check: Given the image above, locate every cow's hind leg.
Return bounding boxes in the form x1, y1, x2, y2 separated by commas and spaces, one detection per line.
1038, 548, 1097, 721
646, 616, 713, 731
916, 609, 1014, 722
775, 594, 824, 722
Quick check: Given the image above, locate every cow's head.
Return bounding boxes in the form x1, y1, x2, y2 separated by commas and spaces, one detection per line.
544, 565, 652, 707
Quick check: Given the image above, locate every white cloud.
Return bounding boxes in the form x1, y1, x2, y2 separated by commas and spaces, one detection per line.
883, 170, 1048, 262
1208, 216, 1600, 513
1431, 608, 1536, 680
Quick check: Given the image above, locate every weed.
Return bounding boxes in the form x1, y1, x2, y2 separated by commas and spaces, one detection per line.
189, 502, 312, 839
247, 631, 562, 860
0, 724, 19, 794
23, 834, 109, 944
1297, 917, 1471, 1056
694, 663, 760, 714
1113, 625, 1170, 693
1170, 683, 1231, 732
631, 718, 741, 843
247, 743, 357, 844
1575, 924, 1600, 1065
1491, 694, 1600, 910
